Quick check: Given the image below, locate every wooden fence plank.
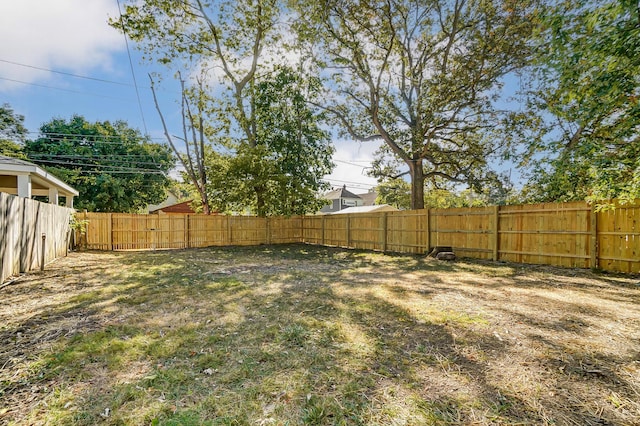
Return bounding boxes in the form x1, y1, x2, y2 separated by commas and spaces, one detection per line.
74, 199, 640, 274
1, 192, 73, 283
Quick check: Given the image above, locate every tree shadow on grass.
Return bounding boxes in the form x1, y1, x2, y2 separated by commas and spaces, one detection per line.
1, 245, 638, 425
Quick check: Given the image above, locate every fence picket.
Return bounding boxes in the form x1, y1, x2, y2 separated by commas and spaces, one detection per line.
74, 200, 640, 274
0, 193, 74, 283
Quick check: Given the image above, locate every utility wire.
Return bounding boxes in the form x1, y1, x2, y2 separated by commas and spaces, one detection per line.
333, 159, 372, 168
0, 76, 134, 101
116, 0, 148, 135
25, 131, 166, 143
26, 155, 171, 167
27, 158, 166, 171
1, 58, 181, 96
0, 58, 132, 87
322, 178, 376, 189
28, 160, 164, 174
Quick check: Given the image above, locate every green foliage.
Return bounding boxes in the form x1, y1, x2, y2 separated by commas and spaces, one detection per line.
375, 179, 411, 210
115, 1, 332, 216
0, 103, 27, 158
204, 67, 334, 216
70, 215, 89, 236
294, 0, 539, 209
520, 0, 640, 204
376, 178, 502, 209
423, 189, 487, 209
24, 116, 175, 212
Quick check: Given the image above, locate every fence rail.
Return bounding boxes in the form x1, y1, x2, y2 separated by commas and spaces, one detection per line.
1, 192, 74, 283
77, 200, 640, 274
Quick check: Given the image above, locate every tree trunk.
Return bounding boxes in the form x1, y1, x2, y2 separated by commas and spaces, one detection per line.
201, 195, 211, 215
408, 159, 425, 210
255, 185, 266, 217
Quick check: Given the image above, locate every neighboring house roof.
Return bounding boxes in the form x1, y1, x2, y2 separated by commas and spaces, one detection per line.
330, 204, 399, 214
149, 200, 196, 214
146, 190, 180, 213
0, 155, 78, 206
323, 185, 362, 201
358, 190, 377, 206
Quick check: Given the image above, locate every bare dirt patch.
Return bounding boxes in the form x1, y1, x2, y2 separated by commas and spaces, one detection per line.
1, 245, 639, 425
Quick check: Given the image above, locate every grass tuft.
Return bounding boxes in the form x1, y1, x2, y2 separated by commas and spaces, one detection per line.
1, 244, 639, 425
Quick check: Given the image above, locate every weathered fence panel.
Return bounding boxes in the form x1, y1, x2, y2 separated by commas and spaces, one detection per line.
0, 192, 73, 283
76, 199, 639, 274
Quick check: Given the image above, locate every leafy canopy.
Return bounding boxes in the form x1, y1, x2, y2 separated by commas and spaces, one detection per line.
0, 103, 27, 159
115, 0, 334, 216
204, 67, 334, 216
24, 116, 175, 212
519, 0, 640, 205
294, 0, 539, 209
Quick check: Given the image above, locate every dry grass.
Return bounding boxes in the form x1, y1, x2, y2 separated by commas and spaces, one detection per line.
1, 244, 639, 425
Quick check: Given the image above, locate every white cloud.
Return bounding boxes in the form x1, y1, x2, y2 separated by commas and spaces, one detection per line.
0, 0, 124, 90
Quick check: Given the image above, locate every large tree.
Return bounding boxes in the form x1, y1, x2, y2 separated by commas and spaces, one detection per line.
150, 72, 213, 214
294, 0, 539, 209
518, 0, 640, 205
0, 103, 27, 158
203, 67, 334, 216
113, 0, 290, 214
24, 116, 175, 212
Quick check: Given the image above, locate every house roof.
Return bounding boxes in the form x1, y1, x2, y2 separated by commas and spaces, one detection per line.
0, 155, 79, 197
330, 204, 399, 215
149, 200, 196, 214
358, 190, 377, 206
323, 185, 362, 200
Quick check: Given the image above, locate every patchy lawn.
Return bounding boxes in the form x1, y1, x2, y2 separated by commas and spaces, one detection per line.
1, 244, 639, 425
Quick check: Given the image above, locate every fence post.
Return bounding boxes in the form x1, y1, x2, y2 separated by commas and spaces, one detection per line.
227, 215, 233, 245
425, 208, 430, 253
185, 215, 189, 249
321, 215, 326, 246
40, 233, 46, 271
108, 213, 113, 251
590, 204, 598, 269
83, 210, 88, 250
266, 217, 271, 245
492, 205, 500, 261
346, 215, 351, 248
381, 212, 388, 252
300, 215, 304, 244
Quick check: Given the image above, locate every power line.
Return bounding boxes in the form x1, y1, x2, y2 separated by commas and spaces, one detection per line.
0, 58, 182, 97
0, 76, 135, 101
25, 131, 168, 144
27, 158, 166, 173
26, 154, 172, 167
322, 178, 376, 189
333, 159, 372, 168
116, 0, 148, 135
0, 58, 133, 87
27, 153, 171, 159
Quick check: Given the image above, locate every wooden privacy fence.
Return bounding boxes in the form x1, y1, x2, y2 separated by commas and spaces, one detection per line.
0, 192, 74, 283
78, 213, 303, 250
77, 200, 639, 274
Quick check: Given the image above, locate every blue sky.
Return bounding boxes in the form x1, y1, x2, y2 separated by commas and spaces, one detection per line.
0, 0, 380, 193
